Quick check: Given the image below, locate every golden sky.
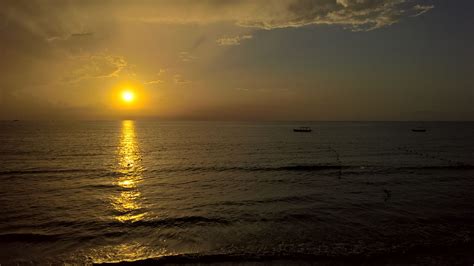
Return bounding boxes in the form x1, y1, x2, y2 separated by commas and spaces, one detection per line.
0, 0, 472, 120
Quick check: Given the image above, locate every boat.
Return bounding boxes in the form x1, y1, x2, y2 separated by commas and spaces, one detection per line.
293, 127, 312, 132
411, 128, 426, 132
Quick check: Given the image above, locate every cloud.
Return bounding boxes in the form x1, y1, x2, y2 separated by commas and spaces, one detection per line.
179, 52, 197, 62
46, 32, 94, 43
233, 0, 434, 31
412, 4, 435, 17
1, 0, 435, 40
71, 32, 94, 37
144, 80, 163, 85
173, 74, 191, 85
336, 0, 350, 8
120, 0, 435, 32
62, 53, 128, 83
145, 69, 166, 85
217, 34, 253, 46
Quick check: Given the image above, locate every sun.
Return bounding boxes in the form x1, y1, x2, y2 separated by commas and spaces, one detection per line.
121, 90, 135, 103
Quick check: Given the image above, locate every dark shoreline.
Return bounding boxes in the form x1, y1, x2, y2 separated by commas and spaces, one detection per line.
96, 242, 474, 265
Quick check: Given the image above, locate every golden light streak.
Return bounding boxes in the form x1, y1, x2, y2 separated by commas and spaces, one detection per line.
112, 120, 146, 223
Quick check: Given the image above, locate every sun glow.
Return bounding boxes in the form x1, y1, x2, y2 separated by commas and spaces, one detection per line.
121, 90, 135, 103
111, 83, 148, 112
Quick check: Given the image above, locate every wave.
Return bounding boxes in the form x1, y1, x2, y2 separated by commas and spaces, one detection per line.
150, 163, 474, 177
398, 164, 474, 170
81, 184, 117, 189
0, 164, 347, 179
114, 216, 231, 228
0, 168, 106, 176
152, 164, 348, 173
0, 233, 61, 243
2, 163, 471, 179
1, 212, 329, 233
14, 216, 232, 231
58, 153, 108, 157
94, 241, 474, 265
0, 231, 126, 243
200, 195, 318, 208
337, 164, 474, 177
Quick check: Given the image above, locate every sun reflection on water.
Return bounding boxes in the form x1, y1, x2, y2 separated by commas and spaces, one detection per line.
112, 120, 146, 223
87, 120, 173, 263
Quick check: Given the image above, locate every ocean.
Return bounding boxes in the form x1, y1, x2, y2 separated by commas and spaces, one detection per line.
0, 121, 473, 264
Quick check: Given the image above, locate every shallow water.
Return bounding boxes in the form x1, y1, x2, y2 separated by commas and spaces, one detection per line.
0, 121, 473, 264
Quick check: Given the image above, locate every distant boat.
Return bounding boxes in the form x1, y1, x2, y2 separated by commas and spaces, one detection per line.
412, 128, 426, 132
293, 127, 312, 132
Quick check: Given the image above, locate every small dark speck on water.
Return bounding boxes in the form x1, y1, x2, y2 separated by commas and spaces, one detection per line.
383, 189, 392, 202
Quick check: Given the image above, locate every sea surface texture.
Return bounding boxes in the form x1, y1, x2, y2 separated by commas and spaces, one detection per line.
0, 121, 473, 264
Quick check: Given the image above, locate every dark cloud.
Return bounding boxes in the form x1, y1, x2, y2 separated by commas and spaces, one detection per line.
237, 0, 435, 31
1, 1, 434, 34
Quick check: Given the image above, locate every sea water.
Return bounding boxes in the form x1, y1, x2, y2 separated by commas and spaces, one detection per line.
0, 121, 473, 264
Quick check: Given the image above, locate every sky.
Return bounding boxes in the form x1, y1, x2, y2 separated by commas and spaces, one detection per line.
0, 0, 473, 121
